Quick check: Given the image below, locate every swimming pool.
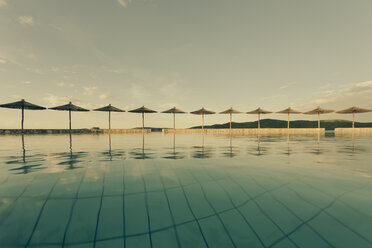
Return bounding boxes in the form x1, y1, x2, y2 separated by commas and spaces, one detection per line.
0, 133, 371, 248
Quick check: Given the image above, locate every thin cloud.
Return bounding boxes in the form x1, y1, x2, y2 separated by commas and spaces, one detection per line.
18, 16, 34, 25
280, 81, 297, 89
23, 81, 32, 85
83, 86, 111, 100
0, 0, 7, 7
27, 53, 38, 61
117, 0, 132, 7
58, 82, 75, 88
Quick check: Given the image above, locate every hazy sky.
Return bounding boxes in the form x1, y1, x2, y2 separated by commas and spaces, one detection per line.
1, 0, 372, 129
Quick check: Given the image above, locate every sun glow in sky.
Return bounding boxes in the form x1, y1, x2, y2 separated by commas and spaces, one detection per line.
1, 0, 372, 129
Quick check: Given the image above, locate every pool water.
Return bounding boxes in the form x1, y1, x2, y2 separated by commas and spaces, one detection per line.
0, 133, 371, 248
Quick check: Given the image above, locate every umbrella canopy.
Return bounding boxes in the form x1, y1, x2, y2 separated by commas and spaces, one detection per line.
303, 107, 334, 129
219, 107, 242, 129
128, 106, 157, 129
93, 104, 125, 130
49, 102, 89, 131
94, 104, 125, 112
276, 107, 302, 129
161, 107, 186, 129
190, 107, 216, 129
0, 99, 46, 131
246, 107, 272, 129
336, 106, 372, 128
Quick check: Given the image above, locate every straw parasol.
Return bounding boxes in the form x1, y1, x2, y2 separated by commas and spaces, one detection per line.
219, 107, 242, 130
190, 107, 216, 129
161, 107, 186, 129
336, 106, 372, 128
246, 107, 272, 129
93, 104, 125, 131
303, 106, 334, 129
128, 106, 157, 130
49, 102, 89, 132
276, 107, 302, 129
0, 99, 46, 132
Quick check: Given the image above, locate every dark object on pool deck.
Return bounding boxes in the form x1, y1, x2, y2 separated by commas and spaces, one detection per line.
219, 107, 242, 130
93, 104, 125, 131
129, 106, 157, 130
276, 107, 302, 129
190, 107, 216, 130
0, 99, 46, 132
336, 106, 372, 128
49, 102, 89, 132
303, 107, 334, 129
161, 107, 186, 129
246, 107, 272, 129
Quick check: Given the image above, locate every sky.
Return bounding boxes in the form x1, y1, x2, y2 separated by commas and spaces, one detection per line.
0, 0, 372, 129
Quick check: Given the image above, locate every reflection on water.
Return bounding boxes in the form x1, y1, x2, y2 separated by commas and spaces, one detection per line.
52, 134, 88, 170
100, 134, 126, 161
128, 133, 155, 160
191, 134, 215, 159
162, 134, 186, 160
5, 135, 46, 174
0, 133, 372, 247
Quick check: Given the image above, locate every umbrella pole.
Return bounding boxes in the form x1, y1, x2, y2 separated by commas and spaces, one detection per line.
258, 113, 260, 129
229, 113, 232, 130
287, 113, 290, 129
173, 112, 175, 130
318, 113, 320, 129
21, 106, 24, 133
352, 112, 355, 128
109, 111, 111, 131
69, 109, 72, 133
142, 112, 144, 130
202, 114, 204, 130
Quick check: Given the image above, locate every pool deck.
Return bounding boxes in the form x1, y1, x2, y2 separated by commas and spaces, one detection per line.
162, 128, 325, 136
335, 128, 372, 136
0, 129, 151, 134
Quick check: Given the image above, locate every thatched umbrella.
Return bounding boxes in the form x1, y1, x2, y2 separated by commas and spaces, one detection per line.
93, 104, 125, 131
303, 106, 334, 129
336, 106, 372, 128
219, 107, 242, 130
161, 107, 186, 129
276, 107, 302, 129
246, 107, 272, 129
128, 106, 157, 130
49, 102, 89, 132
0, 99, 46, 132
190, 107, 216, 129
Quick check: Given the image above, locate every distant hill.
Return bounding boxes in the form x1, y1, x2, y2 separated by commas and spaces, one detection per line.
190, 119, 372, 130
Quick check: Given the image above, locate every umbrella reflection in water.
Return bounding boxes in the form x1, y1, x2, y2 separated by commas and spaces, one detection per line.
100, 134, 126, 161
163, 133, 186, 160
221, 135, 240, 158
192, 134, 214, 159
129, 133, 155, 160
54, 134, 88, 170
7, 134, 46, 174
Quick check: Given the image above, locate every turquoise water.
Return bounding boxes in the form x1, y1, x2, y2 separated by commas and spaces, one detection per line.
0, 133, 371, 248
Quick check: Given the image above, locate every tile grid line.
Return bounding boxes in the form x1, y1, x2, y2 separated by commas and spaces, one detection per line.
152, 162, 182, 248
287, 184, 372, 246
0, 174, 39, 227
93, 169, 107, 248
226, 173, 300, 248
268, 185, 366, 248
61, 171, 87, 248
24, 178, 299, 247
250, 176, 335, 248
25, 174, 64, 247
140, 163, 154, 248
